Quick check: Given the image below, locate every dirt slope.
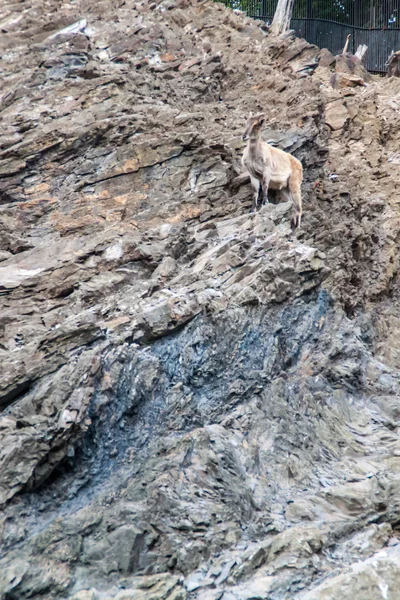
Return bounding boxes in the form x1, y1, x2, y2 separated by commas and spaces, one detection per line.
1, 0, 400, 598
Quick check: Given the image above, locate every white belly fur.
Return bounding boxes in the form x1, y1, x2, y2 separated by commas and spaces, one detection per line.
269, 169, 291, 189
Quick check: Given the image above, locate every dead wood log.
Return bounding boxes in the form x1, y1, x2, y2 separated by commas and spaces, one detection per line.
342, 34, 351, 54
355, 44, 368, 61
270, 0, 295, 36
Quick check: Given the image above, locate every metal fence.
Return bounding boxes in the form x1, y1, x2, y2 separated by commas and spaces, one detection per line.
220, 0, 400, 73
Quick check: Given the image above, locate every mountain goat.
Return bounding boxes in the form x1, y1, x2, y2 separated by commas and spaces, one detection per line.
242, 113, 303, 229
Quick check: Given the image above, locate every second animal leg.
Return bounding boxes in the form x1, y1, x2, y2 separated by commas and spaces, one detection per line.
288, 173, 302, 230
279, 187, 291, 204
250, 176, 261, 212
261, 174, 270, 206
279, 186, 300, 229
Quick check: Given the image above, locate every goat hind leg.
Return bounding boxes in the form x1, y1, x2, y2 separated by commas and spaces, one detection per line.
289, 175, 302, 230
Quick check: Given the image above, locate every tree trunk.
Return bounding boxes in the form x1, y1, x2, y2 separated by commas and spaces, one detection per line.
270, 0, 295, 35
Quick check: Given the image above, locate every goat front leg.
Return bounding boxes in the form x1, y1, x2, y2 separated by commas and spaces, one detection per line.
261, 173, 270, 206
250, 176, 261, 212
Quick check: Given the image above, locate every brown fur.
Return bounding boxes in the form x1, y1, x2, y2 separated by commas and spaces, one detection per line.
241, 113, 303, 229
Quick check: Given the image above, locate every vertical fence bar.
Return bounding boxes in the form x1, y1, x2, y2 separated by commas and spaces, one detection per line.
305, 0, 312, 42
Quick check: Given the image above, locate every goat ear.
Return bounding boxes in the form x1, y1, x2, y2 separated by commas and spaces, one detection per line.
258, 115, 265, 125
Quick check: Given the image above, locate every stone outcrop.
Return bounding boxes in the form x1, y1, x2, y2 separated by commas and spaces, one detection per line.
1, 0, 400, 599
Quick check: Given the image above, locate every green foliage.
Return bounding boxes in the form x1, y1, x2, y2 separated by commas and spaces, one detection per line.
217, 0, 268, 18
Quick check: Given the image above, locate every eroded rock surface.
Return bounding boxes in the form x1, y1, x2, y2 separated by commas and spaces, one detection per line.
1, 0, 400, 599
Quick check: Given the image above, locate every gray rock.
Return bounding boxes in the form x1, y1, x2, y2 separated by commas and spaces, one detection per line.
1, 0, 400, 599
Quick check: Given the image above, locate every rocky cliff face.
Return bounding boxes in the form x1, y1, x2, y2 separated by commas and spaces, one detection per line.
1, 1, 400, 599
